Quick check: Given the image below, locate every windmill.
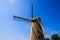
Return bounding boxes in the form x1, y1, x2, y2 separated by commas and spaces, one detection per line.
13, 3, 47, 40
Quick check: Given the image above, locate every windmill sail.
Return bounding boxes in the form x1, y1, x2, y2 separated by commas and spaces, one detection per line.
31, 3, 33, 18
30, 17, 44, 40
13, 16, 31, 22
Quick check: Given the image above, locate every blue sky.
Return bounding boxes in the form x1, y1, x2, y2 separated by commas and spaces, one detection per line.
0, 0, 60, 40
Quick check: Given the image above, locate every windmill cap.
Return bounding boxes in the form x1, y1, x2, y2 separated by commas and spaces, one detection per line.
31, 17, 41, 22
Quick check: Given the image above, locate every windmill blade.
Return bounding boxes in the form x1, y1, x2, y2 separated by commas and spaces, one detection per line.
13, 15, 31, 22
31, 3, 33, 18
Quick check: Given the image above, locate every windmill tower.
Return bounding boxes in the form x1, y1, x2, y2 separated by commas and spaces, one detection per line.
13, 3, 47, 40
